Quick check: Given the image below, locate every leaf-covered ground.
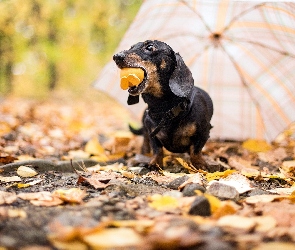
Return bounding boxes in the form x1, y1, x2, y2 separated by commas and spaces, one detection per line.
1, 92, 295, 250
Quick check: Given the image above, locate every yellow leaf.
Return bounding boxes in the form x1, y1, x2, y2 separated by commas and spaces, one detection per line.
206, 169, 236, 182
212, 201, 238, 219
85, 137, 105, 156
175, 158, 198, 173
17, 183, 30, 188
203, 193, 221, 214
148, 194, 179, 212
52, 188, 87, 204
83, 228, 142, 249
242, 139, 272, 152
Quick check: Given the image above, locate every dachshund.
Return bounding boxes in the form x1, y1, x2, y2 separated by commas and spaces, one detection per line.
113, 40, 213, 170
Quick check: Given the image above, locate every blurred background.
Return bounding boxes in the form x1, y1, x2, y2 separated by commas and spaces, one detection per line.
0, 0, 142, 97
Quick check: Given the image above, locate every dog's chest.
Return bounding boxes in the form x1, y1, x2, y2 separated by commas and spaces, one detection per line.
156, 122, 197, 152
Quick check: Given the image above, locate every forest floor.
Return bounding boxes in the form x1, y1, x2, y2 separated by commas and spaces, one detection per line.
1, 89, 295, 250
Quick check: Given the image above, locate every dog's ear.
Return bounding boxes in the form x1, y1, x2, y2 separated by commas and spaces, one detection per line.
169, 53, 194, 97
127, 95, 139, 105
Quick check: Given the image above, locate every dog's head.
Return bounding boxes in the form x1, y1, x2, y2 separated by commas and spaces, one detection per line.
113, 40, 194, 104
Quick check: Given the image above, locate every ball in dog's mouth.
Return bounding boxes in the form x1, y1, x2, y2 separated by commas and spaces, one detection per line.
120, 68, 144, 90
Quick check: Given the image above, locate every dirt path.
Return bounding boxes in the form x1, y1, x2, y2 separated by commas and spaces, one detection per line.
1, 93, 295, 249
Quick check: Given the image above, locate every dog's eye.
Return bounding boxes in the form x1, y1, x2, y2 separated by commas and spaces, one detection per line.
145, 44, 155, 52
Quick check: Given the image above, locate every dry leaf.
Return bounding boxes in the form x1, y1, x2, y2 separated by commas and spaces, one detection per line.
175, 157, 198, 173
83, 228, 142, 249
17, 166, 38, 177
254, 216, 277, 232
280, 160, 295, 178
84, 137, 105, 156
253, 242, 295, 250
203, 193, 221, 214
50, 240, 88, 250
53, 188, 87, 204
245, 194, 282, 204
148, 194, 179, 212
242, 139, 272, 152
217, 215, 256, 232
0, 175, 21, 183
0, 191, 17, 205
206, 169, 236, 182
18, 191, 64, 207
212, 201, 239, 219
217, 173, 253, 194
0, 207, 27, 218
79, 172, 119, 189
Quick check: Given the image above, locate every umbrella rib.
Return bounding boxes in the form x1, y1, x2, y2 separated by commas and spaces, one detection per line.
227, 38, 295, 58
223, 3, 266, 33
178, 0, 213, 34
218, 43, 267, 138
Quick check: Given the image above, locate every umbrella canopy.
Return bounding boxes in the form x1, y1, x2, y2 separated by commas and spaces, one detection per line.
94, 0, 295, 141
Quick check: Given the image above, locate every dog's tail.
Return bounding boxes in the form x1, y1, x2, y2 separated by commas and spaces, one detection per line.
129, 123, 143, 135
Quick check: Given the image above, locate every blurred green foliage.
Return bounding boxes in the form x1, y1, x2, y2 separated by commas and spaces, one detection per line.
0, 0, 142, 97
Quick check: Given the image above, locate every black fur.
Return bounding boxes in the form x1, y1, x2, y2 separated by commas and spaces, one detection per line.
113, 40, 213, 169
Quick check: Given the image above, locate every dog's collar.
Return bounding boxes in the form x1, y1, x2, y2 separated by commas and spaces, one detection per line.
149, 88, 197, 138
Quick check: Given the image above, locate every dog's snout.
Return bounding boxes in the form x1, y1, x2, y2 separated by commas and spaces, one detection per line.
113, 51, 125, 64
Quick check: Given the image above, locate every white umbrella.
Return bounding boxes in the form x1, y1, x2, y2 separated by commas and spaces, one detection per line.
94, 0, 295, 141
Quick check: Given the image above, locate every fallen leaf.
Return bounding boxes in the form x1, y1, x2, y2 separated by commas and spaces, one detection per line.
18, 191, 64, 207
254, 216, 277, 232
50, 240, 88, 250
212, 201, 239, 219
253, 242, 295, 250
0, 207, 27, 218
17, 183, 30, 188
203, 193, 222, 214
206, 169, 236, 182
245, 194, 282, 204
175, 158, 198, 173
217, 215, 256, 232
0, 155, 17, 164
78, 172, 119, 189
148, 194, 179, 212
53, 188, 87, 204
0, 191, 17, 205
17, 166, 38, 177
217, 173, 254, 194
280, 160, 295, 178
242, 139, 272, 152
269, 186, 295, 195
83, 228, 142, 249
84, 137, 105, 156
0, 175, 21, 183
68, 150, 90, 159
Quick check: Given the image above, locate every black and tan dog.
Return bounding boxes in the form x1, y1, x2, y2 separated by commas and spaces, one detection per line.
113, 40, 213, 170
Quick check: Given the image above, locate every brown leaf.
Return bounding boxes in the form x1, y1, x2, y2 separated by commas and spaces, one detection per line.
18, 191, 64, 207
0, 191, 17, 205
0, 155, 18, 164
83, 228, 142, 249
52, 188, 87, 204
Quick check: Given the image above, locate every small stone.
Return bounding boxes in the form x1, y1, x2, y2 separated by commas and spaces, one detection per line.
207, 182, 239, 200
167, 175, 189, 190
188, 196, 211, 216
247, 188, 270, 197
202, 240, 235, 250
182, 183, 205, 196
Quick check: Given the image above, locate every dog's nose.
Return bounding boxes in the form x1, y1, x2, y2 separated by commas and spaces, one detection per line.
113, 51, 125, 64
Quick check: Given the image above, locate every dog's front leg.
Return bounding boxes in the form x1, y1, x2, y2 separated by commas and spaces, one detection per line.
149, 136, 164, 167
190, 144, 208, 171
